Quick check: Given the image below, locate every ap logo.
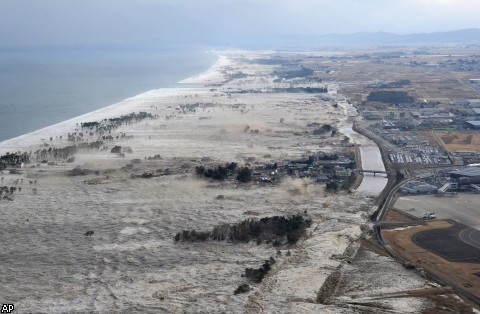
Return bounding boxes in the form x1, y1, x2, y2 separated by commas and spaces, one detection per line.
1, 304, 14, 313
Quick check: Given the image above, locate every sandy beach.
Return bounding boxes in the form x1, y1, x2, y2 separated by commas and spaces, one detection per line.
0, 51, 429, 313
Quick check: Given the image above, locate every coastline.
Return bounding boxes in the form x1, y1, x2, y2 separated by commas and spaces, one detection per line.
0, 88, 202, 153
0, 51, 223, 151
0, 48, 219, 145
1, 50, 388, 196
178, 54, 226, 84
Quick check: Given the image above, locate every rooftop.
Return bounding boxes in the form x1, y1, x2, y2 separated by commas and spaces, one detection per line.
448, 168, 480, 177
466, 121, 480, 126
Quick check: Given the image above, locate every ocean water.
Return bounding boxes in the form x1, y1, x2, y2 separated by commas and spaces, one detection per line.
0, 46, 216, 142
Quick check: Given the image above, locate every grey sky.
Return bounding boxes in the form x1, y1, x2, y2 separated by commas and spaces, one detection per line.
1, 0, 479, 47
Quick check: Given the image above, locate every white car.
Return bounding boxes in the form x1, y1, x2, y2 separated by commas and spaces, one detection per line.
421, 213, 436, 220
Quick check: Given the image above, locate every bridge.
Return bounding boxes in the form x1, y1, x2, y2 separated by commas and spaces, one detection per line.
356, 169, 388, 177
437, 182, 451, 194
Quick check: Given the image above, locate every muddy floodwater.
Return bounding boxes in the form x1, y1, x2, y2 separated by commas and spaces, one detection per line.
356, 146, 388, 194
0, 51, 428, 313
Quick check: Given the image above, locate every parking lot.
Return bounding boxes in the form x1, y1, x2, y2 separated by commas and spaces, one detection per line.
394, 193, 480, 229
388, 151, 451, 164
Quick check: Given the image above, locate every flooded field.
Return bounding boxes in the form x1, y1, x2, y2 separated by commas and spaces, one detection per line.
0, 51, 428, 313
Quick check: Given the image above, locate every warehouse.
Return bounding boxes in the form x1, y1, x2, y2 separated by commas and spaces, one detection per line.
400, 181, 438, 194
448, 168, 480, 184
466, 121, 480, 130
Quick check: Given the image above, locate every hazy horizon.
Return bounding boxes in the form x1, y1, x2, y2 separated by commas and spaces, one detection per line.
1, 0, 480, 48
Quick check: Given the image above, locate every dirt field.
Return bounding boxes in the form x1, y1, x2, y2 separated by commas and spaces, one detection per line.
384, 208, 418, 223
326, 51, 480, 104
436, 131, 480, 153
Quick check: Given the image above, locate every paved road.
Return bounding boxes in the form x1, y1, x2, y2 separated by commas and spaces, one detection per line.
394, 193, 480, 251
459, 228, 480, 250
395, 193, 480, 229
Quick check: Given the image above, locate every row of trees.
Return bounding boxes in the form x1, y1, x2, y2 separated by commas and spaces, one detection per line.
80, 111, 157, 135
273, 87, 328, 93
195, 162, 252, 183
195, 162, 237, 180
34, 141, 104, 161
367, 91, 414, 104
174, 215, 312, 244
0, 152, 29, 169
276, 66, 314, 79
0, 186, 18, 195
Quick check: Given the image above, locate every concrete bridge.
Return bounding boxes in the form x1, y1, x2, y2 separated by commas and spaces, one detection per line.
356, 169, 388, 177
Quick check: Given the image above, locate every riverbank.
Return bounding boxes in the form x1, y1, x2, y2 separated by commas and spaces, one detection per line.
334, 95, 388, 196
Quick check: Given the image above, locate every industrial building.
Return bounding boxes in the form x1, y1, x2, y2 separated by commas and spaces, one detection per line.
401, 181, 438, 194
448, 168, 480, 184
466, 121, 480, 130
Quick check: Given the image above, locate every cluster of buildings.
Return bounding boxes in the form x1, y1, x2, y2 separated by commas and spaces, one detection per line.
401, 181, 438, 194
359, 98, 480, 166
401, 167, 480, 194
407, 58, 480, 73
249, 152, 356, 187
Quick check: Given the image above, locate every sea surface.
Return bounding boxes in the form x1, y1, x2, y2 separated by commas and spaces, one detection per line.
0, 46, 216, 142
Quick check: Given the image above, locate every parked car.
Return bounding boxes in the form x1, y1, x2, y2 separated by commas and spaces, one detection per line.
421, 212, 436, 220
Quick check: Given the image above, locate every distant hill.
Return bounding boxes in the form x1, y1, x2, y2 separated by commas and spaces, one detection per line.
317, 29, 480, 45
243, 29, 480, 48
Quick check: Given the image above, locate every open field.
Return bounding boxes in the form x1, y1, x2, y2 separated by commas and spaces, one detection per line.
394, 194, 480, 229
318, 49, 480, 104
436, 131, 480, 153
